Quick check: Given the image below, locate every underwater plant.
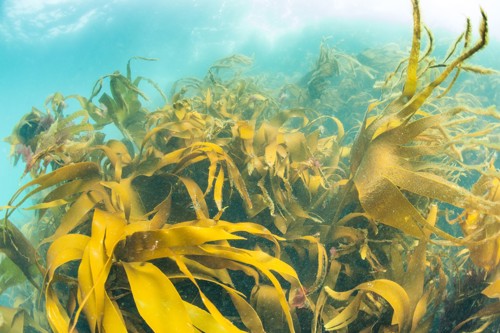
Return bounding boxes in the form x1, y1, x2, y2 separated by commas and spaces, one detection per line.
1, 0, 500, 332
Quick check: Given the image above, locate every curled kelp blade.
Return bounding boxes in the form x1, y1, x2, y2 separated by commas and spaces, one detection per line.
324, 279, 411, 332
117, 222, 300, 332
45, 234, 89, 333
74, 209, 126, 332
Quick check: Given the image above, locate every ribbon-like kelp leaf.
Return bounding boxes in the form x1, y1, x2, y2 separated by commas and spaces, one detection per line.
45, 288, 71, 333
193, 244, 298, 332
41, 186, 111, 244
89, 66, 154, 148
169, 270, 265, 332
312, 260, 342, 333
214, 166, 225, 211
101, 177, 146, 221
251, 284, 297, 333
149, 191, 172, 229
115, 219, 299, 332
154, 142, 252, 210
323, 292, 364, 331
177, 176, 210, 220
324, 279, 411, 332
101, 296, 127, 333
406, 204, 435, 332
182, 301, 239, 333
5, 162, 100, 216
75, 209, 127, 332
93, 140, 132, 181
45, 234, 89, 333
161, 246, 249, 333
118, 226, 245, 262
123, 261, 195, 333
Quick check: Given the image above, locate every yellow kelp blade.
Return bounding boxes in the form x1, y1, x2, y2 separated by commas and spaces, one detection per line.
214, 166, 225, 211
46, 288, 71, 333
215, 220, 283, 247
177, 176, 210, 219
251, 284, 297, 333
195, 244, 298, 333
325, 279, 411, 332
384, 167, 500, 215
482, 279, 500, 299
323, 292, 364, 331
102, 177, 144, 221
122, 262, 194, 333
183, 301, 240, 333
34, 176, 102, 220
42, 188, 110, 244
227, 287, 265, 333
46, 234, 89, 287
102, 295, 127, 333
168, 250, 248, 333
204, 150, 219, 194
406, 205, 436, 330
149, 192, 172, 229
313, 260, 342, 333
117, 225, 246, 262
6, 162, 100, 212
400, 8, 488, 118
76, 209, 126, 332
401, 0, 421, 99
171, 272, 266, 332
45, 234, 89, 332
356, 176, 426, 238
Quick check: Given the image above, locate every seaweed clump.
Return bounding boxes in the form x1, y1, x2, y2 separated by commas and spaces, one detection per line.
1, 0, 500, 332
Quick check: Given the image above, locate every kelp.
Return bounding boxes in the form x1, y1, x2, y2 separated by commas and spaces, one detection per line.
1, 0, 500, 331
345, 0, 499, 240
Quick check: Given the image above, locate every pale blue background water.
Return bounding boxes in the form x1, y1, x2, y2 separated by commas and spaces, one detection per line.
1, 0, 499, 224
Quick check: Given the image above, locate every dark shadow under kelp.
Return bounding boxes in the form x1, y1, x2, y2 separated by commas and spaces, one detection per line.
1, 0, 500, 332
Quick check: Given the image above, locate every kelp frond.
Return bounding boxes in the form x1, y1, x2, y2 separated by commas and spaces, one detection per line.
347, 0, 497, 242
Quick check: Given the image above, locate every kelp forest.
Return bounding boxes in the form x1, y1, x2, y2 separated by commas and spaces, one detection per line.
1, 0, 500, 332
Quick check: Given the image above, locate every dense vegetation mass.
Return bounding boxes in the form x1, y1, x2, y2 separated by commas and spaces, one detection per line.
1, 0, 499, 332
